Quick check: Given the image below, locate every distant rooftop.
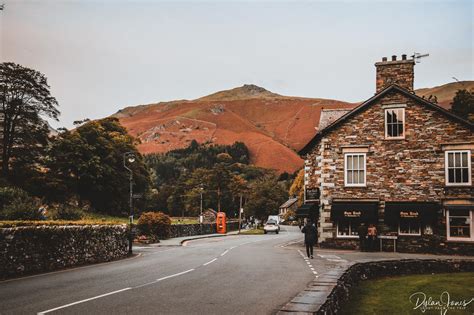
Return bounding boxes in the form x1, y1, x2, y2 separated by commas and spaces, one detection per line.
318, 108, 351, 131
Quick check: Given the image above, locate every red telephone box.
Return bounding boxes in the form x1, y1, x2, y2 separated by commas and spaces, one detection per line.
216, 212, 227, 234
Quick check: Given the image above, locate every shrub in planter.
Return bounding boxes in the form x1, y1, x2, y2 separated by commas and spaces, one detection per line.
137, 211, 171, 240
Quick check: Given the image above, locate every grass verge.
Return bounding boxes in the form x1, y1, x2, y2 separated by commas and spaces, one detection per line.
339, 272, 474, 315
240, 228, 264, 235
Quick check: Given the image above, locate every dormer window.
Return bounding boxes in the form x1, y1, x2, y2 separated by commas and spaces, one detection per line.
385, 108, 405, 139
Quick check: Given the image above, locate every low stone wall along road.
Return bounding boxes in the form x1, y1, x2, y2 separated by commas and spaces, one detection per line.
0, 226, 315, 315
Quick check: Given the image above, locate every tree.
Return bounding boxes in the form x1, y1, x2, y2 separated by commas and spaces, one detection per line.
245, 175, 287, 220
289, 169, 304, 206
0, 62, 59, 179
451, 89, 474, 122
47, 118, 150, 215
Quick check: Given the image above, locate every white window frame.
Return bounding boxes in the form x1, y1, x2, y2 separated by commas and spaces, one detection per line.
384, 108, 405, 139
398, 219, 421, 236
445, 150, 472, 186
344, 153, 366, 187
446, 209, 474, 242
336, 221, 359, 238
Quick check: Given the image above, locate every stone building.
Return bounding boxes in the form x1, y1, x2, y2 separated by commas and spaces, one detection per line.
279, 197, 298, 218
299, 55, 474, 255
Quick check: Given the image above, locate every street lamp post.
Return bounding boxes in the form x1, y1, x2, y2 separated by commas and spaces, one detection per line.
123, 152, 136, 256
239, 194, 243, 234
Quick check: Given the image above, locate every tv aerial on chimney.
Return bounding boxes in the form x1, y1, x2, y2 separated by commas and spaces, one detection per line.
411, 52, 430, 63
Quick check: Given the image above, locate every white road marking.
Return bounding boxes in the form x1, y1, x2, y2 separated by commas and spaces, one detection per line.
157, 269, 195, 282
203, 258, 218, 266
37, 288, 132, 314
220, 250, 229, 256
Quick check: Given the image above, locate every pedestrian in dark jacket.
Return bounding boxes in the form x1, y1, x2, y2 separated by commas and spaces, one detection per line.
301, 220, 317, 259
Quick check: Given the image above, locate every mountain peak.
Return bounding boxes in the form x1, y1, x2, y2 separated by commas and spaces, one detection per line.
197, 84, 282, 101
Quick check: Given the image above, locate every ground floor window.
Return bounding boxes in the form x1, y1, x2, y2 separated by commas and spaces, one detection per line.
447, 209, 473, 241
337, 220, 359, 238
398, 219, 421, 235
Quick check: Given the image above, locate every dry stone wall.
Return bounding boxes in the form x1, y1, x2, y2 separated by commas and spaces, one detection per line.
169, 221, 239, 238
0, 225, 128, 279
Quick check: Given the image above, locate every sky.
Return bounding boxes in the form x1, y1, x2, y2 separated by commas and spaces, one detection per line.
1, 0, 473, 129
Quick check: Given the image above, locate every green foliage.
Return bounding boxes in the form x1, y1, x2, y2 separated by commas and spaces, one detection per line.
144, 141, 265, 217
0, 186, 42, 220
47, 118, 150, 215
0, 62, 59, 181
245, 175, 287, 220
451, 89, 474, 122
0, 220, 125, 228
137, 211, 171, 239
50, 204, 85, 221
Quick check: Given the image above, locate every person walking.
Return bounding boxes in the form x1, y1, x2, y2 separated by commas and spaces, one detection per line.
301, 219, 317, 259
357, 222, 368, 252
367, 224, 378, 251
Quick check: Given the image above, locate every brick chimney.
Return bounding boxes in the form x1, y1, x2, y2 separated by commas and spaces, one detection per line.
375, 54, 415, 93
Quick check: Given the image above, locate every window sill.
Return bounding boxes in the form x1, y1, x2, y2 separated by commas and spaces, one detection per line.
336, 236, 359, 239
344, 185, 367, 188
446, 239, 474, 243
445, 183, 472, 187
398, 233, 421, 236
384, 137, 406, 141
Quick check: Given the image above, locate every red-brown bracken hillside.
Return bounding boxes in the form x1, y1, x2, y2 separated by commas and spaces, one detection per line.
114, 85, 355, 173
113, 81, 472, 173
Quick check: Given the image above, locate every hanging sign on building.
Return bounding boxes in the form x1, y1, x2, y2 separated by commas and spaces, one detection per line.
400, 211, 419, 218
344, 210, 362, 218
305, 188, 320, 201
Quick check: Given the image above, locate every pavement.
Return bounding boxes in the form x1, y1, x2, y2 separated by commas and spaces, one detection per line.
141, 230, 241, 247
1, 226, 472, 315
0, 226, 312, 315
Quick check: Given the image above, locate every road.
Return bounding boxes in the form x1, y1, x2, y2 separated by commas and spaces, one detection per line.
0, 226, 316, 315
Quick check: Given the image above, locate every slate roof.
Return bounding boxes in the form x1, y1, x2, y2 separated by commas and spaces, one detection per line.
279, 198, 298, 209
299, 84, 474, 156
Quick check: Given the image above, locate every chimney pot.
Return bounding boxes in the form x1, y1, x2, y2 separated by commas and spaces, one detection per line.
382, 57, 387, 62
392, 55, 397, 61
402, 54, 407, 60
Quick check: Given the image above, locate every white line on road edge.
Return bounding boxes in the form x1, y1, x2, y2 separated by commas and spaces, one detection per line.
157, 269, 195, 282
37, 288, 132, 314
203, 258, 218, 266
220, 250, 229, 256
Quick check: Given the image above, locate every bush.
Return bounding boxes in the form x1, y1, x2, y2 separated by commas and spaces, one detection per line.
137, 211, 171, 239
0, 186, 42, 220
50, 204, 85, 221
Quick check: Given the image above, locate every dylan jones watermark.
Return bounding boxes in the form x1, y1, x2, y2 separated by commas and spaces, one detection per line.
409, 291, 474, 315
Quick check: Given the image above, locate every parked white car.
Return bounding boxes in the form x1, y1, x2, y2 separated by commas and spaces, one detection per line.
264, 220, 279, 234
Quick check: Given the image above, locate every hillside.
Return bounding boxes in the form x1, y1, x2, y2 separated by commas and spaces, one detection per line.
114, 81, 472, 173
415, 81, 473, 109
114, 85, 355, 173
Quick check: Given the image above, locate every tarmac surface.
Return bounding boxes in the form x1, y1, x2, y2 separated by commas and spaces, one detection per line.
2, 225, 472, 315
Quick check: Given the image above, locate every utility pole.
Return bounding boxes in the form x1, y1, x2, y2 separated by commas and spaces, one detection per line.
238, 194, 243, 234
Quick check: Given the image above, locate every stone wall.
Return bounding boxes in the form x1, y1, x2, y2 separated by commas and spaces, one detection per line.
317, 259, 474, 314
304, 88, 473, 251
0, 225, 128, 279
168, 221, 239, 238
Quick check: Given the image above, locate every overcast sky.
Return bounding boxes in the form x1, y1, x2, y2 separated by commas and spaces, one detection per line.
1, 0, 473, 128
